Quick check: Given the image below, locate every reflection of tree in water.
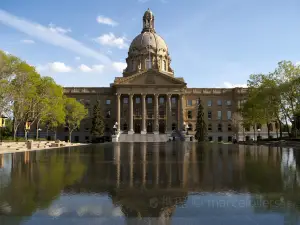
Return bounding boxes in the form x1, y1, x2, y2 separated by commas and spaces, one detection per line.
0, 148, 86, 224
246, 147, 300, 225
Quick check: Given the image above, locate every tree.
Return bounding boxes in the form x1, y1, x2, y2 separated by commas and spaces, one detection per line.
195, 99, 207, 142
33, 77, 65, 140
64, 97, 88, 142
10, 62, 41, 140
0, 50, 21, 117
90, 100, 105, 139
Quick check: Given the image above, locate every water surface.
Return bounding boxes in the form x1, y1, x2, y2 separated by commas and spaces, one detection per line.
0, 142, 300, 224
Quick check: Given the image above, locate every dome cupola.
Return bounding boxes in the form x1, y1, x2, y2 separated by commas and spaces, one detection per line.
123, 9, 174, 77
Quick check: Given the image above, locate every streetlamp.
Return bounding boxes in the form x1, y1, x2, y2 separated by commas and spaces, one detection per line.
0, 115, 7, 144
257, 128, 261, 141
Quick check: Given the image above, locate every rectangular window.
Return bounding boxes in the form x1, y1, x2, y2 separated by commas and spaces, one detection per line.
207, 100, 212, 107
188, 110, 192, 119
208, 136, 213, 141
135, 97, 141, 104
147, 97, 152, 104
218, 136, 223, 142
123, 97, 128, 104
171, 97, 176, 104
217, 111, 222, 120
159, 97, 164, 104
227, 111, 232, 120
226, 100, 232, 106
217, 100, 222, 106
208, 111, 212, 120
187, 99, 192, 106
106, 99, 111, 105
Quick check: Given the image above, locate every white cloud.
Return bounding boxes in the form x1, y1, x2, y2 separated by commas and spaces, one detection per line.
95, 33, 128, 49
78, 64, 104, 73
112, 62, 127, 73
75, 56, 80, 61
223, 82, 247, 88
21, 39, 35, 44
0, 9, 111, 64
48, 23, 71, 34
96, 16, 118, 27
37, 62, 72, 73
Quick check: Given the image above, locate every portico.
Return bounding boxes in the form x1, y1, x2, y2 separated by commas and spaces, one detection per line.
116, 92, 184, 134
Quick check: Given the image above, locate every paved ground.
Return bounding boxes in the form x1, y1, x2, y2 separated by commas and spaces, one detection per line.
0, 141, 88, 154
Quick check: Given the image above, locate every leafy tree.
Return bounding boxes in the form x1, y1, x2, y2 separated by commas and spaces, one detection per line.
90, 100, 105, 138
195, 99, 207, 142
33, 77, 65, 140
10, 62, 41, 140
0, 50, 21, 117
64, 97, 88, 142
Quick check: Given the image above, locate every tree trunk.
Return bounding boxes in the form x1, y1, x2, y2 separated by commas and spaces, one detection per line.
279, 122, 283, 139
36, 119, 41, 140
253, 125, 256, 141
69, 130, 72, 143
267, 122, 270, 139
54, 130, 57, 141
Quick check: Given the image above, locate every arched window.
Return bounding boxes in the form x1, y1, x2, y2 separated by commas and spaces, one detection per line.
163, 60, 167, 71
256, 123, 262, 130
145, 58, 152, 69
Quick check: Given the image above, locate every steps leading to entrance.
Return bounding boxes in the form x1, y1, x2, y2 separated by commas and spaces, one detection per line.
118, 133, 168, 142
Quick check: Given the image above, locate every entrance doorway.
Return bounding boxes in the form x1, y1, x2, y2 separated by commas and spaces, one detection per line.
159, 121, 165, 133
134, 121, 141, 133
147, 121, 153, 133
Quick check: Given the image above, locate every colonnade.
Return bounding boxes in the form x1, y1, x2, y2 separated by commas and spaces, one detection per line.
116, 93, 184, 134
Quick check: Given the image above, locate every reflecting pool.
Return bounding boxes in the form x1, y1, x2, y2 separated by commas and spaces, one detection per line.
1, 142, 300, 224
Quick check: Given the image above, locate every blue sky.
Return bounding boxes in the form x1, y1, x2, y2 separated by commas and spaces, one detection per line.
1, 0, 300, 88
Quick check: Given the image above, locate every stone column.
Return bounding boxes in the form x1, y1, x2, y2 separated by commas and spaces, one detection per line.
116, 93, 121, 132
179, 94, 184, 131
128, 93, 134, 134
154, 94, 159, 134
166, 94, 172, 133
141, 94, 147, 134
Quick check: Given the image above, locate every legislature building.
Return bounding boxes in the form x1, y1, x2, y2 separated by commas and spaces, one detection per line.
55, 9, 274, 142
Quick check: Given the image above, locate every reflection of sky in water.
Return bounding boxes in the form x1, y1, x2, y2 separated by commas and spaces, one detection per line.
17, 193, 298, 225
23, 194, 125, 225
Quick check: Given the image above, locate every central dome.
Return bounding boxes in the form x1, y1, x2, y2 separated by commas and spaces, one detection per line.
129, 32, 168, 56
123, 9, 174, 77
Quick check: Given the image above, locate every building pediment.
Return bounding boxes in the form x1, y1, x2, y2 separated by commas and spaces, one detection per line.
113, 70, 186, 86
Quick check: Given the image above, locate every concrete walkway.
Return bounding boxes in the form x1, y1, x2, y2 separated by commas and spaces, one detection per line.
0, 141, 88, 154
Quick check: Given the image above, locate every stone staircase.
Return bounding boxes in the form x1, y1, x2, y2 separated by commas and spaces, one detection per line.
118, 133, 168, 142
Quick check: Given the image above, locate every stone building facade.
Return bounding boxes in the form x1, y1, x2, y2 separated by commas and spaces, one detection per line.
27, 9, 279, 142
